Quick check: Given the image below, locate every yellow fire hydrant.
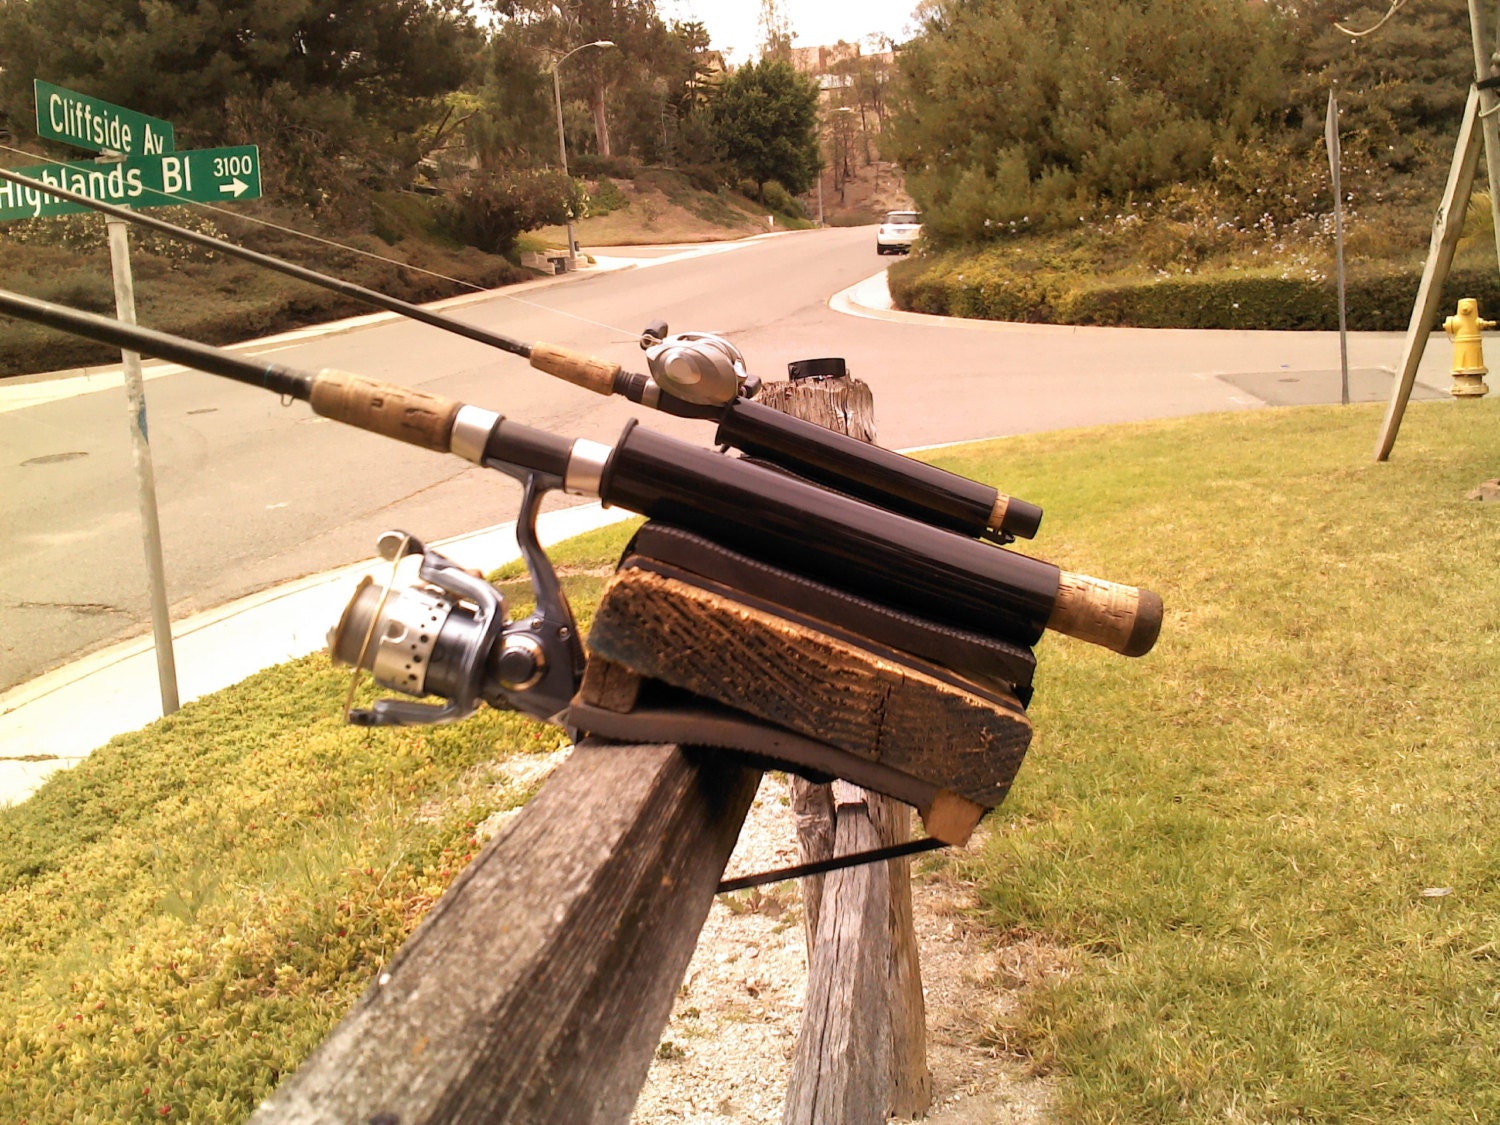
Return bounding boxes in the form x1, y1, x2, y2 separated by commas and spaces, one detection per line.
1445, 297, 1494, 398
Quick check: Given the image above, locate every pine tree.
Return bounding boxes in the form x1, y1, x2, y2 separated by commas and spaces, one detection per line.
709, 57, 819, 197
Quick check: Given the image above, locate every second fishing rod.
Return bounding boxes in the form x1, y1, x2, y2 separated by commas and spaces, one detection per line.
0, 165, 1042, 544
0, 288, 1160, 658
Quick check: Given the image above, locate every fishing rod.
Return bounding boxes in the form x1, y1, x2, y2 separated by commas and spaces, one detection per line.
0, 288, 1160, 664
0, 165, 1043, 543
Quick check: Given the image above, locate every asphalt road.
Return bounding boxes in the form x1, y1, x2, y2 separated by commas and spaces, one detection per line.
0, 224, 1453, 691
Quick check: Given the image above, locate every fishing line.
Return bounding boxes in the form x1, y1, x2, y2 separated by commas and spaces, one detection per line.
0, 141, 642, 342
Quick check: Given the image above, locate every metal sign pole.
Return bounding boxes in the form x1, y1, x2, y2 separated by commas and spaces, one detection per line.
1326, 92, 1350, 406
104, 212, 179, 715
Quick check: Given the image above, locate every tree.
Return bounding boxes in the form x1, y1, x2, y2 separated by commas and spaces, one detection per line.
495, 0, 654, 158
709, 57, 819, 197
830, 48, 896, 166
485, 0, 715, 163
887, 0, 1294, 241
759, 0, 794, 62
466, 22, 560, 169
1285, 0, 1471, 175
609, 20, 717, 164
0, 0, 480, 202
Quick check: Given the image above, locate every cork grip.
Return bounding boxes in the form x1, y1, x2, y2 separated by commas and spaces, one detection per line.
1047, 571, 1163, 657
309, 369, 460, 452
529, 342, 622, 396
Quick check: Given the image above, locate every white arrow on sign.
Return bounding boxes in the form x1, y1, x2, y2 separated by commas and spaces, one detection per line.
219, 177, 249, 198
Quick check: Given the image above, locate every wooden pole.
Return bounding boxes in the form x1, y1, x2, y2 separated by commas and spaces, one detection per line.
783, 781, 895, 1125
1468, 0, 1500, 269
759, 373, 933, 1122
250, 740, 759, 1125
1374, 85, 1484, 461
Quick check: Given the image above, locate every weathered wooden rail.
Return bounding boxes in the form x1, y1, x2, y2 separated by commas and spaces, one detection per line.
250, 741, 761, 1124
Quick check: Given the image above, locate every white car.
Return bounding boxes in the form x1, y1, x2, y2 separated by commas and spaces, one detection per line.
875, 211, 922, 254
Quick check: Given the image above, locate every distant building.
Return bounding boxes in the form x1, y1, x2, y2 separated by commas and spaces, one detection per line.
789, 42, 861, 76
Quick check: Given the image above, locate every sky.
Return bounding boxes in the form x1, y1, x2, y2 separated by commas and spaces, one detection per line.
659, 0, 926, 64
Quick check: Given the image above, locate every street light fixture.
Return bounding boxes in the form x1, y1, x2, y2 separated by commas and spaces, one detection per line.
552, 39, 615, 270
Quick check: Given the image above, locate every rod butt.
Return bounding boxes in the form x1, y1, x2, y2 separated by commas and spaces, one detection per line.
1047, 572, 1163, 657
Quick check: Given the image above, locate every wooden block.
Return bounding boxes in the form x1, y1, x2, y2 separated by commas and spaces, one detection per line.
249, 741, 760, 1125
578, 656, 643, 713
922, 789, 986, 847
586, 567, 1031, 808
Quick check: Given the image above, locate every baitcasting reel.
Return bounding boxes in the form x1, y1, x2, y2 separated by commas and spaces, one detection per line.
327, 476, 585, 727
640, 320, 760, 405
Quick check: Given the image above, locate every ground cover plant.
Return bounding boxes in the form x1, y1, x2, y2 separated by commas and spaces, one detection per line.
3, 398, 1499, 1120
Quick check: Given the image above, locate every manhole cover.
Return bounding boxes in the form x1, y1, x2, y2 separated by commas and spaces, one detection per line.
21, 451, 88, 466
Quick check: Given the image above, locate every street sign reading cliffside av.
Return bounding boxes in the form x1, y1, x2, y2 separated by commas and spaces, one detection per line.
33, 80, 175, 158
0, 146, 262, 222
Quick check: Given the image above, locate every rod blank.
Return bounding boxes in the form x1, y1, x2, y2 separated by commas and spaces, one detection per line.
0, 166, 533, 361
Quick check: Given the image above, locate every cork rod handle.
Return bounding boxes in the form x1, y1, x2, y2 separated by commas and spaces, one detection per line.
529, 342, 622, 396
1047, 571, 1163, 657
309, 369, 461, 452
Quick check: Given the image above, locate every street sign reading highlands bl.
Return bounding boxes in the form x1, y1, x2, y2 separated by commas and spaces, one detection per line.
34, 80, 175, 158
0, 146, 262, 222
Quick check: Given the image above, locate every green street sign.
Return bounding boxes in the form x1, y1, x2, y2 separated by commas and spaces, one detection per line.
34, 80, 175, 158
0, 146, 262, 222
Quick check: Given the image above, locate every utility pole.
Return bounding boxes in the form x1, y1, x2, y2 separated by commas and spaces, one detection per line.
551, 40, 615, 270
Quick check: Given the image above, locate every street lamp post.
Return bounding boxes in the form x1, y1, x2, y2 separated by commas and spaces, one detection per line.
552, 39, 615, 270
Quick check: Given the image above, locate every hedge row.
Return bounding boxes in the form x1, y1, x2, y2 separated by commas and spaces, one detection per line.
888, 255, 1500, 332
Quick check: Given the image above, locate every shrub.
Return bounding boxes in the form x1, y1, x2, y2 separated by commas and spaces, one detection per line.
761, 180, 805, 220
436, 170, 580, 255
31, 272, 118, 313
369, 191, 447, 246
678, 162, 735, 193
585, 177, 629, 216
889, 249, 1500, 332
571, 153, 640, 179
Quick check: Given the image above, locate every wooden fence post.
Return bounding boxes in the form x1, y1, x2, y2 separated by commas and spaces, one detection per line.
249, 740, 759, 1125
758, 374, 933, 1122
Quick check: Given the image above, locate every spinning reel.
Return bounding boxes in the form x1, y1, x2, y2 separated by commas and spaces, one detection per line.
326, 319, 759, 730
328, 475, 585, 727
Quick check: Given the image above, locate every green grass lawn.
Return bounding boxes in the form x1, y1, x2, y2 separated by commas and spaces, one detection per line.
3, 398, 1499, 1122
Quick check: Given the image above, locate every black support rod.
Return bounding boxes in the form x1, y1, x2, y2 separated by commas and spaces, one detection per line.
0, 166, 533, 360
